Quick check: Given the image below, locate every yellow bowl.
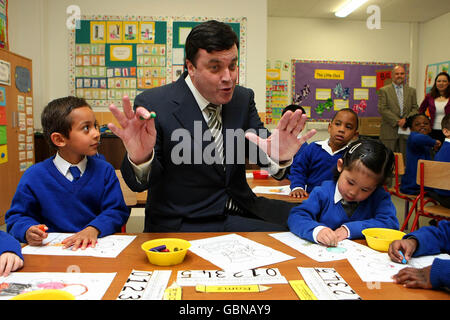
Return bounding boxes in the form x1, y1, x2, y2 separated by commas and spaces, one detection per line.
141, 238, 191, 266
10, 289, 75, 300
362, 228, 406, 252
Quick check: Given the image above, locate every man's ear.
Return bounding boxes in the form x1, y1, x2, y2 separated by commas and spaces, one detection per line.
336, 158, 344, 173
50, 132, 67, 148
186, 59, 195, 77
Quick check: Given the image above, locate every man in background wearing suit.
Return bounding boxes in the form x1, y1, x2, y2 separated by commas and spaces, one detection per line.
108, 20, 316, 232
378, 65, 418, 160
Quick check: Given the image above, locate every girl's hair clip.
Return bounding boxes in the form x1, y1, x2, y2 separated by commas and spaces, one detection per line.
348, 142, 362, 154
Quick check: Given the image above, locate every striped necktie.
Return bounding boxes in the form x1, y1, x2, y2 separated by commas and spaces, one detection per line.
395, 85, 404, 116
205, 103, 224, 165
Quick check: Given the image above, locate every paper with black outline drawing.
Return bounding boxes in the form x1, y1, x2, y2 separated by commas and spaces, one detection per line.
21, 233, 136, 258
269, 232, 378, 262
188, 233, 295, 273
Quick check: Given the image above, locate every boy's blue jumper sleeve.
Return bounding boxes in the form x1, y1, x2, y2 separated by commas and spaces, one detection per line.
0, 231, 24, 260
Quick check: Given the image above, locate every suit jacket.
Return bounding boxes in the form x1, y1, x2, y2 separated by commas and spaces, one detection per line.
377, 83, 418, 140
121, 72, 293, 231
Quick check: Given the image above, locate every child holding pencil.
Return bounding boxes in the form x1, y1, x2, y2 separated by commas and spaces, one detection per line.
6, 96, 129, 250
288, 138, 399, 246
388, 221, 449, 290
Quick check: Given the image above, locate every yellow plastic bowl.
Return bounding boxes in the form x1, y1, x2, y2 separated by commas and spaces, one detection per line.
141, 238, 191, 266
362, 228, 406, 252
10, 289, 75, 300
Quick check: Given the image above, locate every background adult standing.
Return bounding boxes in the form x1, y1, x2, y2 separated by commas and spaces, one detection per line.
378, 65, 419, 161
419, 71, 450, 144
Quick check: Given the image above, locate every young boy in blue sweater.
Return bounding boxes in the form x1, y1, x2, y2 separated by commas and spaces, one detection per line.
389, 221, 450, 290
427, 114, 450, 208
289, 108, 359, 198
6, 96, 129, 250
400, 114, 441, 195
0, 231, 23, 276
288, 138, 399, 246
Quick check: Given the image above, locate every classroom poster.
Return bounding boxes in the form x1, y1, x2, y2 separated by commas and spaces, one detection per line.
425, 60, 449, 95
70, 16, 246, 108
291, 60, 409, 120
265, 79, 289, 125
0, 0, 8, 50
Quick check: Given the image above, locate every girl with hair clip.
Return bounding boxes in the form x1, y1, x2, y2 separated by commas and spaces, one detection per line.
288, 138, 399, 247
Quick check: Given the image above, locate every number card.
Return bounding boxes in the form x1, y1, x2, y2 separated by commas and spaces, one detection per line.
117, 270, 171, 300
298, 267, 361, 300
176, 268, 287, 286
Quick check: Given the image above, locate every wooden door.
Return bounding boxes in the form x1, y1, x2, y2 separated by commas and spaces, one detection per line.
0, 49, 33, 224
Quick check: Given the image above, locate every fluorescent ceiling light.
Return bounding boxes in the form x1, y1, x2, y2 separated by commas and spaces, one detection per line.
335, 0, 369, 18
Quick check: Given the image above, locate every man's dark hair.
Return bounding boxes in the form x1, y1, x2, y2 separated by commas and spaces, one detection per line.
41, 96, 90, 150
184, 20, 239, 68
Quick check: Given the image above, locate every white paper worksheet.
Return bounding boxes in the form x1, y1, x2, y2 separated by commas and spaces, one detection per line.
0, 272, 116, 300
189, 233, 295, 273
347, 252, 450, 282
269, 231, 378, 262
21, 233, 136, 258
251, 185, 291, 195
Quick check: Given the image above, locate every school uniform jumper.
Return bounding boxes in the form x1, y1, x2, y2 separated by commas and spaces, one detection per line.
287, 180, 399, 243
400, 131, 436, 195
0, 231, 23, 260
288, 140, 346, 193
5, 156, 129, 243
406, 221, 450, 289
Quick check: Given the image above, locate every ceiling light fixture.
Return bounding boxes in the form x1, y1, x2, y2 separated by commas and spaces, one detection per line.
335, 0, 369, 18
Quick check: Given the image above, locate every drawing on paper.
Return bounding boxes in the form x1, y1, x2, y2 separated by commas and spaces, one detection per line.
189, 233, 295, 273
0, 273, 116, 300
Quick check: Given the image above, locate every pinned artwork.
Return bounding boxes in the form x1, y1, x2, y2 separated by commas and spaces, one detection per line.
352, 99, 367, 114
15, 66, 32, 93
0, 144, 7, 164
333, 82, 350, 100
293, 84, 311, 105
0, 86, 5, 105
0, 59, 10, 85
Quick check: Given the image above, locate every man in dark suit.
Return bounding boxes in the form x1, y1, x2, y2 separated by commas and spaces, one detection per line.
108, 20, 315, 232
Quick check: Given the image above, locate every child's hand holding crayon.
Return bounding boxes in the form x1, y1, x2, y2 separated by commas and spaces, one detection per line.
25, 224, 48, 246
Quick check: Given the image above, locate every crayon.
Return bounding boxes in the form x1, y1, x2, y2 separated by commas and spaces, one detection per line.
398, 250, 407, 264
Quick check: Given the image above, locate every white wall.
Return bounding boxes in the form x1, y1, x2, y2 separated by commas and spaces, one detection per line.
416, 12, 450, 103
8, 0, 268, 129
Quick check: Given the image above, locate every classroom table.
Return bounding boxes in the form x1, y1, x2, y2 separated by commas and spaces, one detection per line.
247, 171, 306, 203
19, 232, 450, 300
135, 171, 305, 205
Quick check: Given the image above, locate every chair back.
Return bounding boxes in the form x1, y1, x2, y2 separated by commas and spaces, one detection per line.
115, 170, 137, 206
416, 160, 450, 190
394, 152, 405, 175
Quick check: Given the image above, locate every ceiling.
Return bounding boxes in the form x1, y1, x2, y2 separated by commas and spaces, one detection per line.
268, 0, 450, 23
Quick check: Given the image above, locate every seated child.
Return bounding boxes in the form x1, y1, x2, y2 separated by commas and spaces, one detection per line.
288, 138, 399, 246
400, 114, 441, 195
426, 114, 450, 208
6, 96, 129, 250
388, 221, 449, 290
0, 231, 24, 276
289, 108, 359, 198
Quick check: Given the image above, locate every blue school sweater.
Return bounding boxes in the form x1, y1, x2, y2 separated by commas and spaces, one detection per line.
406, 221, 450, 289
5, 156, 129, 243
287, 180, 399, 243
288, 140, 346, 193
433, 140, 450, 196
0, 231, 23, 260
400, 131, 436, 195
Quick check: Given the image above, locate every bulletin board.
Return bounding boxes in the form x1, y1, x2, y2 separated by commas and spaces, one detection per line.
424, 60, 449, 95
0, 0, 8, 50
291, 60, 409, 120
69, 16, 247, 108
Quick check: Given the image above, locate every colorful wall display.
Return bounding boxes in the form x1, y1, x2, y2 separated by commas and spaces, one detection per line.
69, 16, 247, 108
424, 60, 449, 95
291, 60, 409, 120
0, 0, 8, 50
